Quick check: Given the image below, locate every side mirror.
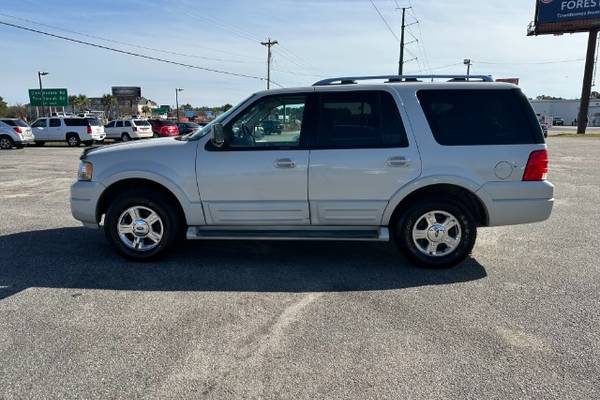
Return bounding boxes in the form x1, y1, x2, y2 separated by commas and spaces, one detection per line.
211, 123, 228, 149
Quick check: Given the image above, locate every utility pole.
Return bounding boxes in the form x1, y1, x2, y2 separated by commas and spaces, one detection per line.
399, 7, 406, 75
261, 38, 278, 89
175, 88, 183, 121
464, 59, 472, 79
38, 71, 49, 117
577, 29, 599, 134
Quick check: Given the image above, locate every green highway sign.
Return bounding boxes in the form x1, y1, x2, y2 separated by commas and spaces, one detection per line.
28, 88, 69, 107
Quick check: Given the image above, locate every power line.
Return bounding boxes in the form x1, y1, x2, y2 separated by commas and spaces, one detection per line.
0, 20, 284, 87
369, 0, 400, 42
475, 58, 584, 65
0, 12, 262, 63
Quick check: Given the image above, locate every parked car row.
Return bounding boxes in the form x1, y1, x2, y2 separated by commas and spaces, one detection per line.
0, 116, 196, 149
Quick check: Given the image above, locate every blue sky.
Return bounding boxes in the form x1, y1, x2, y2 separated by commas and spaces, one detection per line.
0, 0, 593, 107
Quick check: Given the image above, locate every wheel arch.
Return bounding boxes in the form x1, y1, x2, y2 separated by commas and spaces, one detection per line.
96, 178, 189, 225
384, 180, 489, 228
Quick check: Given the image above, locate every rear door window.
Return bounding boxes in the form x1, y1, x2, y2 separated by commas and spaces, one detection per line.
116, 121, 124, 128
417, 89, 544, 145
124, 121, 132, 127
316, 91, 409, 148
49, 118, 61, 127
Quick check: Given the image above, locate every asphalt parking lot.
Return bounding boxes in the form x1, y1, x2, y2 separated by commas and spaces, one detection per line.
0, 138, 599, 399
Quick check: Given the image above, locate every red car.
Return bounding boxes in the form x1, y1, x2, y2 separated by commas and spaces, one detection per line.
148, 119, 179, 137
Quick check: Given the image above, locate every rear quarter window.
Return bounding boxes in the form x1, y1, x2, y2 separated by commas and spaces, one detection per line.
64, 118, 88, 127
1, 119, 28, 127
417, 89, 544, 146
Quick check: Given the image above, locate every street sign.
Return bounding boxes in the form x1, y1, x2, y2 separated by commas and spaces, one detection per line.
28, 88, 68, 107
530, 0, 600, 35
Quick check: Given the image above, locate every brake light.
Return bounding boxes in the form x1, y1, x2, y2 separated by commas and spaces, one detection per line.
132, 126, 138, 132
13, 127, 23, 134
523, 150, 548, 181
87, 125, 92, 134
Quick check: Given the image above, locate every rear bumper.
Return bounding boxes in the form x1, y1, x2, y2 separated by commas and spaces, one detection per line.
477, 180, 554, 226
16, 137, 35, 144
70, 180, 105, 227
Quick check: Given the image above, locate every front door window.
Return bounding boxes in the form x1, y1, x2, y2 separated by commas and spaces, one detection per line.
227, 95, 307, 149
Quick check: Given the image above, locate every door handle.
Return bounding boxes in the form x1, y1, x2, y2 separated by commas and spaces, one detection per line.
386, 156, 410, 167
274, 158, 296, 169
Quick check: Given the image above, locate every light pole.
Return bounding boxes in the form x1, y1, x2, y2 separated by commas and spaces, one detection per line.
463, 59, 472, 80
175, 88, 184, 121
38, 71, 49, 117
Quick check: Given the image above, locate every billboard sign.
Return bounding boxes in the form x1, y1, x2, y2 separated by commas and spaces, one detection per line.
111, 86, 141, 99
28, 88, 69, 107
530, 0, 600, 35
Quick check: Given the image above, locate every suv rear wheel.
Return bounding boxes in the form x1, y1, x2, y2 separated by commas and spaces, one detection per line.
121, 133, 131, 142
104, 190, 182, 261
66, 134, 80, 147
393, 201, 477, 268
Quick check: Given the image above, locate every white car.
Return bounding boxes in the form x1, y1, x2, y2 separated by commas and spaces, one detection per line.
0, 118, 35, 149
104, 119, 154, 141
71, 74, 554, 268
31, 116, 105, 147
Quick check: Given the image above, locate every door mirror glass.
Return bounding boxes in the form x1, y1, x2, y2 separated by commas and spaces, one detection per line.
211, 123, 228, 149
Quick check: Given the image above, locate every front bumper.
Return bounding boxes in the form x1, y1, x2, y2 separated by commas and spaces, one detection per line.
70, 180, 105, 228
477, 180, 555, 226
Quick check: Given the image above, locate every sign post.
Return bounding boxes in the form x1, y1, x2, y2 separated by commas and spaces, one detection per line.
529, 0, 600, 134
577, 29, 599, 133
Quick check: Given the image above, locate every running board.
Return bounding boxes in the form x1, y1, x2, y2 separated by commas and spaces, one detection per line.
186, 226, 390, 242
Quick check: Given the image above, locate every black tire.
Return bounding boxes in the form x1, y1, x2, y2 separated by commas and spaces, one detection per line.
393, 201, 477, 269
0, 136, 14, 150
121, 133, 131, 142
104, 190, 183, 261
66, 133, 81, 147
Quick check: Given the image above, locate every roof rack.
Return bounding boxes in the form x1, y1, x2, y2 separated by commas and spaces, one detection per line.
313, 74, 494, 86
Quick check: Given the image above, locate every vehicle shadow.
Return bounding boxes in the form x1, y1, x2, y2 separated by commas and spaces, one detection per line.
0, 227, 487, 300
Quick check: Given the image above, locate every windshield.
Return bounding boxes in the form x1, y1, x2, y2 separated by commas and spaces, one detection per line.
186, 95, 255, 140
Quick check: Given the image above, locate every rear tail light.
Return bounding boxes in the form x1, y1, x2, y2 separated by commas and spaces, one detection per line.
132, 126, 138, 132
13, 127, 23, 134
87, 125, 92, 134
523, 150, 549, 181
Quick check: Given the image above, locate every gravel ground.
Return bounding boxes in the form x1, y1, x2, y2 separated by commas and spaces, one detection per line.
0, 138, 599, 399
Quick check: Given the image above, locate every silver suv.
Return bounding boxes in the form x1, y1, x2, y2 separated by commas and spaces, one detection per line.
70, 75, 554, 268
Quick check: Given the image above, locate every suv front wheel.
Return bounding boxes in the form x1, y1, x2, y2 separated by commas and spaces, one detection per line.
394, 201, 477, 268
104, 190, 182, 261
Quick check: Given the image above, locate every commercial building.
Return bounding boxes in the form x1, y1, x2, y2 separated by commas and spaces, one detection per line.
530, 98, 600, 127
